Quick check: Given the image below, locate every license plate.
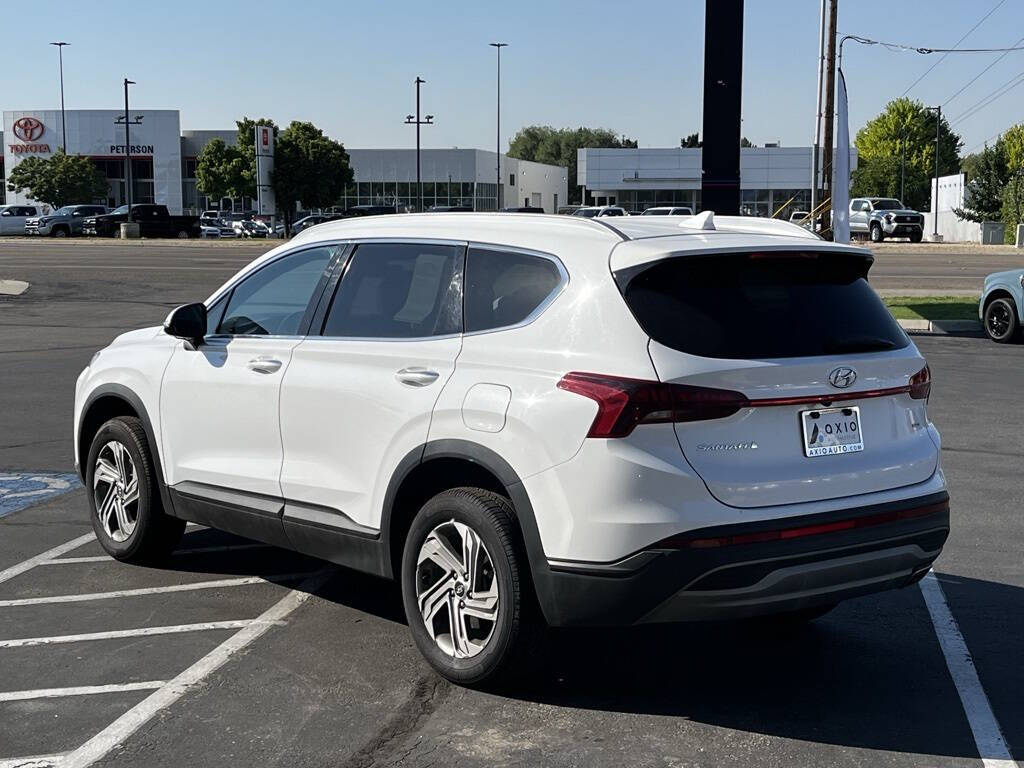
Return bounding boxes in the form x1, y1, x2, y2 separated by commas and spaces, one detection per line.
801, 406, 864, 457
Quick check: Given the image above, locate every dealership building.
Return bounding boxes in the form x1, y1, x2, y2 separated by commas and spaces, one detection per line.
2, 109, 568, 215
579, 145, 858, 219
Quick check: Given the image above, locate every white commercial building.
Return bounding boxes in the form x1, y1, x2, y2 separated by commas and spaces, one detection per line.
3, 109, 568, 215
578, 146, 858, 218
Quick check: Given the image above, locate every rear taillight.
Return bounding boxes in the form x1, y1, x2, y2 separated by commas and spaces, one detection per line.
556, 372, 748, 438
909, 364, 931, 400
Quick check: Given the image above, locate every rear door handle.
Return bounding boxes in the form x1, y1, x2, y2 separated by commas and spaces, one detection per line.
247, 356, 282, 374
395, 367, 440, 387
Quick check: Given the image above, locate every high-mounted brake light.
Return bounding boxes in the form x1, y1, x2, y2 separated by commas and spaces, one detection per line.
556, 372, 748, 438
909, 364, 931, 401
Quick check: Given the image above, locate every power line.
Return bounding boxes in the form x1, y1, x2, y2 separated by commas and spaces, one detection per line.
901, 0, 1006, 96
950, 68, 1024, 125
943, 33, 1024, 107
840, 33, 1024, 56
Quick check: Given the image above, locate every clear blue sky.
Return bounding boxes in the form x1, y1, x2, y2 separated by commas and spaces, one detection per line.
4, 0, 1022, 157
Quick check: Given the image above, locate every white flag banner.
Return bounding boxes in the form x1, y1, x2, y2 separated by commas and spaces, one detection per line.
832, 68, 851, 244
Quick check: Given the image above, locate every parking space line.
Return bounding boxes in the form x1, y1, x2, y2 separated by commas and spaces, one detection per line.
59, 569, 332, 768
920, 572, 1017, 768
0, 681, 165, 703
0, 572, 316, 607
0, 753, 65, 768
44, 542, 270, 565
0, 533, 95, 585
0, 619, 277, 648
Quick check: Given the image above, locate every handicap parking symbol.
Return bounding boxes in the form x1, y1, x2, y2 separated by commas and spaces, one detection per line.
0, 472, 81, 518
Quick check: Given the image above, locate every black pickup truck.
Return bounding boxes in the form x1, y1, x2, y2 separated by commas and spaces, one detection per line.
82, 204, 200, 238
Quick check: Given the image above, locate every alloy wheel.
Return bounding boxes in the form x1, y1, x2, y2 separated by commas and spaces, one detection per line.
987, 303, 1011, 339
93, 440, 140, 542
416, 520, 499, 658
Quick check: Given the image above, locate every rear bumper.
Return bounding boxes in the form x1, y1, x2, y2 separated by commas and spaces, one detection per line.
533, 491, 949, 626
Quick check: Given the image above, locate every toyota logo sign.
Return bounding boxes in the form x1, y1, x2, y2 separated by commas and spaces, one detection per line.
12, 117, 45, 142
828, 366, 857, 389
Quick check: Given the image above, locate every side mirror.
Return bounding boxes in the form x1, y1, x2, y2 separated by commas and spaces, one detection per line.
164, 303, 207, 350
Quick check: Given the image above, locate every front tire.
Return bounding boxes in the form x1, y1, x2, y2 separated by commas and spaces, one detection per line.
52, 227, 68, 238
870, 222, 884, 242
910, 231, 923, 243
176, 229, 190, 239
86, 416, 185, 563
401, 488, 542, 687
984, 297, 1020, 343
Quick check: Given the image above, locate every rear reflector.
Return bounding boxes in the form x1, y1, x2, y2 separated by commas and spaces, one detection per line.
656, 499, 949, 550
556, 372, 747, 438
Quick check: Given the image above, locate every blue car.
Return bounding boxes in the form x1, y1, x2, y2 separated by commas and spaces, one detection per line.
980, 269, 1024, 342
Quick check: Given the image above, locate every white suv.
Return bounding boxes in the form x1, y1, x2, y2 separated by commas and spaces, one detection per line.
74, 212, 949, 685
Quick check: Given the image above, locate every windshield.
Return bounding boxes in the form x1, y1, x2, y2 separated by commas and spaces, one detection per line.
872, 199, 903, 210
111, 205, 129, 215
573, 209, 598, 218
55, 206, 75, 216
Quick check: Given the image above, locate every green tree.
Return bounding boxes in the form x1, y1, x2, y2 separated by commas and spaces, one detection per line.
1001, 171, 1024, 244
195, 137, 246, 202
955, 139, 1009, 223
851, 98, 962, 211
272, 121, 353, 230
681, 132, 701, 148
233, 117, 278, 198
507, 126, 638, 203
5, 150, 107, 209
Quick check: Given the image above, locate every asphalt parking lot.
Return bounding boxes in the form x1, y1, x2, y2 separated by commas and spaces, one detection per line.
1, 239, 1022, 767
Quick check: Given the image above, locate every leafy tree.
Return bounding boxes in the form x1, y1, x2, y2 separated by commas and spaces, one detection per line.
507, 126, 638, 203
1001, 171, 1024, 244
5, 150, 107, 209
955, 139, 1009, 223
1004, 124, 1024, 172
681, 132, 701, 148
195, 137, 246, 202
740, 136, 754, 148
272, 121, 353, 230
851, 97, 962, 211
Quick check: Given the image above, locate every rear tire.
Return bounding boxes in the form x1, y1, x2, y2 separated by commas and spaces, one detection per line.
176, 229, 190, 239
85, 416, 185, 563
984, 297, 1020, 343
401, 487, 543, 687
870, 222, 883, 243
52, 227, 68, 238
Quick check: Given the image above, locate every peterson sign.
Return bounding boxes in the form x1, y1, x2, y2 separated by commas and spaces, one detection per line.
8, 116, 51, 154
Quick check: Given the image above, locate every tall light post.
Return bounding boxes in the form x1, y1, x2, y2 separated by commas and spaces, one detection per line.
927, 105, 942, 240
114, 79, 141, 219
50, 42, 69, 152
404, 77, 433, 212
490, 42, 508, 211
899, 125, 909, 204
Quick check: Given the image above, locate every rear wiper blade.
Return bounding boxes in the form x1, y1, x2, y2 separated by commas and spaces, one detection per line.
823, 337, 899, 353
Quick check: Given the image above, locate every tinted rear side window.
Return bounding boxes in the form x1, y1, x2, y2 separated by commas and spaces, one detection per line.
465, 248, 563, 332
617, 252, 908, 359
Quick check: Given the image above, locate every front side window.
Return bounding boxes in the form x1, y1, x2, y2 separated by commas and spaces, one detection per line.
218, 246, 334, 336
465, 248, 563, 333
322, 242, 462, 338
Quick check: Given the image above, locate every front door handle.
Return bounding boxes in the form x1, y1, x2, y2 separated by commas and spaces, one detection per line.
247, 356, 282, 374
395, 367, 440, 387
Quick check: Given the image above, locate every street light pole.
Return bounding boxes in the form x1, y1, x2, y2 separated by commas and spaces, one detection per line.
50, 42, 69, 152
928, 105, 942, 239
490, 42, 507, 211
900, 126, 908, 204
404, 77, 433, 212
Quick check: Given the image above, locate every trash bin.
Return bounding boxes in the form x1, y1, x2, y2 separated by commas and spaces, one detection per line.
981, 221, 1005, 244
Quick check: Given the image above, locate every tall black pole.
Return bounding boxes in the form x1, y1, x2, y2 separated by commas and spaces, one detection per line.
820, 0, 838, 237
932, 105, 941, 238
490, 43, 507, 211
51, 42, 69, 152
124, 78, 133, 219
416, 77, 422, 212
700, 0, 744, 215
900, 130, 907, 204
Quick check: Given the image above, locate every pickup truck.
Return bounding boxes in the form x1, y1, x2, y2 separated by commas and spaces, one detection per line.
82, 204, 200, 238
25, 204, 108, 237
849, 197, 924, 243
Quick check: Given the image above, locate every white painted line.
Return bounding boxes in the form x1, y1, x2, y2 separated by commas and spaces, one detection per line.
0, 753, 65, 768
919, 572, 1017, 768
60, 570, 332, 768
0, 533, 95, 585
0, 619, 275, 648
0, 681, 165, 703
43, 542, 270, 565
0, 572, 315, 607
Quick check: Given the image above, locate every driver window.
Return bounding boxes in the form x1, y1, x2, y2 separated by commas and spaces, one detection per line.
218, 246, 334, 336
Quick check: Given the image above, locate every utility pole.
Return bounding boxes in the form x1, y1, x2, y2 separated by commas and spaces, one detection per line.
114, 79, 139, 219
820, 0, 838, 238
50, 42, 69, 152
929, 105, 942, 240
810, 1, 825, 222
700, 0, 744, 215
404, 77, 433, 212
490, 42, 507, 211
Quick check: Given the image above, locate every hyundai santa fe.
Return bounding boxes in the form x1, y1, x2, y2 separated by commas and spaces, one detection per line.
74, 211, 949, 685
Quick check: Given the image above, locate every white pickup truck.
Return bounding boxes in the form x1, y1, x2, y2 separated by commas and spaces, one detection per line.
849, 198, 924, 243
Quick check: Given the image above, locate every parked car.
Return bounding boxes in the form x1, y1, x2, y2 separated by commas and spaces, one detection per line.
199, 219, 237, 239
502, 206, 546, 213
428, 205, 474, 213
83, 204, 200, 239
345, 205, 398, 217
641, 206, 694, 216
0, 204, 42, 234
233, 220, 271, 238
200, 210, 224, 223
291, 214, 338, 235
979, 269, 1024, 343
75, 212, 947, 685
849, 198, 924, 243
572, 205, 627, 218
25, 204, 108, 237
556, 205, 583, 215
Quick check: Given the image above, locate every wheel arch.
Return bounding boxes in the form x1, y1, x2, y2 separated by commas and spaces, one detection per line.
381, 439, 552, 615
982, 287, 1018, 317
78, 384, 176, 516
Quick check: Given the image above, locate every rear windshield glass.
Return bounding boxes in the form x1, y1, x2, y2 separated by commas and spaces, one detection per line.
617, 252, 908, 359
